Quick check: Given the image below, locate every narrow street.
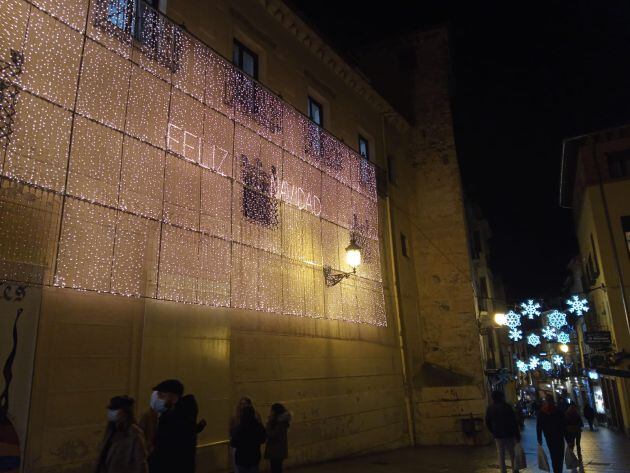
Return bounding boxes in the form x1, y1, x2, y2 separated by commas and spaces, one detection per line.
291, 420, 630, 472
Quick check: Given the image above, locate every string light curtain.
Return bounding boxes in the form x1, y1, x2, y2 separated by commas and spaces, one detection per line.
0, 0, 386, 326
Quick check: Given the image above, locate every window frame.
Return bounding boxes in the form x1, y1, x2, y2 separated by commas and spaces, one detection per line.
358, 134, 370, 161
307, 96, 324, 127
233, 39, 259, 80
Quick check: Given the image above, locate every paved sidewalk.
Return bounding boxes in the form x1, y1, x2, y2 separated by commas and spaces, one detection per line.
291, 419, 630, 472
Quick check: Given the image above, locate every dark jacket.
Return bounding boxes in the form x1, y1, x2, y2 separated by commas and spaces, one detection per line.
536, 405, 566, 445
485, 402, 520, 440
264, 411, 292, 460
148, 395, 198, 473
583, 405, 595, 420
95, 423, 148, 473
230, 420, 267, 467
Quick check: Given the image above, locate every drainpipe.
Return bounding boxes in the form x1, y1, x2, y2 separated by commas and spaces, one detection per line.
381, 113, 416, 446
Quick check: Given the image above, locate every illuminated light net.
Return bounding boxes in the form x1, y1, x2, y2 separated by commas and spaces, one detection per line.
0, 0, 385, 326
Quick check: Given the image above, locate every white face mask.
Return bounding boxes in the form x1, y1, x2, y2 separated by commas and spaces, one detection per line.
150, 391, 167, 413
107, 409, 119, 423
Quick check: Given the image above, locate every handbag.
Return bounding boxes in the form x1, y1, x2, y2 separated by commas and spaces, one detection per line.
514, 442, 527, 469
537, 445, 550, 471
565, 444, 580, 469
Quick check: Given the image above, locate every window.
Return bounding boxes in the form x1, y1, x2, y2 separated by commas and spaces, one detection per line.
387, 155, 397, 185
308, 96, 323, 127
358, 135, 370, 161
622, 216, 630, 256
105, 0, 136, 33
472, 230, 482, 259
607, 149, 630, 178
233, 40, 258, 79
478, 276, 488, 311
400, 233, 408, 257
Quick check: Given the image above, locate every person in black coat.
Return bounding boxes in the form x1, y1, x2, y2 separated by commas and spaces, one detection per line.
537, 395, 566, 473
147, 379, 199, 473
583, 404, 595, 431
485, 391, 521, 473
264, 403, 292, 473
230, 405, 267, 473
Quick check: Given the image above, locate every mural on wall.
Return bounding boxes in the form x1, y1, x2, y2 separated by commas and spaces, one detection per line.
0, 283, 41, 473
0, 0, 386, 325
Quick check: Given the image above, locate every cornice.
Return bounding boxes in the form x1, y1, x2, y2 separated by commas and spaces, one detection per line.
259, 0, 411, 134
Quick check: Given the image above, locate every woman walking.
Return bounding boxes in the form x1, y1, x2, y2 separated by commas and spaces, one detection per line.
264, 403, 292, 473
565, 404, 584, 463
95, 396, 147, 473
536, 395, 566, 473
230, 405, 267, 473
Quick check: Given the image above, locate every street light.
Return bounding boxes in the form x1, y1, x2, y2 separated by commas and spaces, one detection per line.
323, 237, 362, 287
559, 344, 569, 353
494, 312, 507, 326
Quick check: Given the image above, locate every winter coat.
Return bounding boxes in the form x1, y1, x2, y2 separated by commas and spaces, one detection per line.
148, 395, 198, 473
565, 408, 584, 435
264, 411, 292, 460
95, 423, 148, 473
230, 420, 267, 467
536, 404, 566, 445
485, 402, 520, 440
583, 405, 595, 420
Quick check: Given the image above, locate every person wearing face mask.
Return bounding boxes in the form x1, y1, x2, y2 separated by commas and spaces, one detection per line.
95, 396, 147, 473
147, 379, 204, 473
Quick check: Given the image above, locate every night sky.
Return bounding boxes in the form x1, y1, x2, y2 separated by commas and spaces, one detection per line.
292, 0, 630, 302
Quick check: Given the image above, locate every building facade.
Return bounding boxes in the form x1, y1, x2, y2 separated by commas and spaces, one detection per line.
0, 1, 487, 471
561, 126, 630, 435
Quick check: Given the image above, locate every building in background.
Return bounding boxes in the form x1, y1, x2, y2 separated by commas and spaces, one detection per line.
560, 126, 630, 436
0, 1, 487, 471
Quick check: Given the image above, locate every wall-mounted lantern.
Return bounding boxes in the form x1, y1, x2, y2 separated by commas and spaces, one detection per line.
323, 238, 362, 287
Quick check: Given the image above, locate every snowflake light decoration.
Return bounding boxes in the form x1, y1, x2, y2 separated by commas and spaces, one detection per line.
505, 310, 521, 329
527, 333, 541, 347
508, 328, 523, 341
529, 356, 540, 369
520, 299, 541, 319
547, 310, 567, 328
541, 360, 553, 371
556, 332, 570, 344
552, 354, 564, 366
516, 360, 529, 373
542, 326, 557, 341
566, 295, 589, 316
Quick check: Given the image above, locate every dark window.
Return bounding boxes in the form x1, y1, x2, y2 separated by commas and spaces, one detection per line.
233, 40, 258, 79
607, 150, 630, 178
478, 276, 488, 311
622, 216, 630, 256
308, 96, 323, 127
358, 135, 371, 183
472, 230, 482, 259
400, 233, 409, 257
387, 155, 397, 185
358, 135, 370, 161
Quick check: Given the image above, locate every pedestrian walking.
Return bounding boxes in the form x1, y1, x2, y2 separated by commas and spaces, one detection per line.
230, 405, 267, 473
537, 394, 566, 473
264, 403, 292, 473
564, 405, 583, 463
583, 404, 595, 431
95, 396, 148, 473
485, 391, 521, 473
147, 379, 199, 473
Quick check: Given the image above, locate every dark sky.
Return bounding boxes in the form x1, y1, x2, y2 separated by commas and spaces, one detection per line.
292, 0, 630, 302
